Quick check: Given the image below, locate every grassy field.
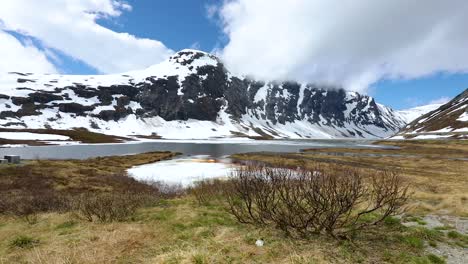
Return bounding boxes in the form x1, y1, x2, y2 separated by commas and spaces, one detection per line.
0, 151, 178, 195
0, 142, 466, 263
2, 196, 464, 263
233, 140, 468, 217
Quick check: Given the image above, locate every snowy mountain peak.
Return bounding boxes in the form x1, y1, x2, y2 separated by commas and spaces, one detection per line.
136, 49, 221, 81
168, 49, 220, 66
0, 49, 407, 140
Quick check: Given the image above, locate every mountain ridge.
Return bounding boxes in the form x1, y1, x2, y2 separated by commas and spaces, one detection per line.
393, 89, 468, 139
0, 49, 407, 140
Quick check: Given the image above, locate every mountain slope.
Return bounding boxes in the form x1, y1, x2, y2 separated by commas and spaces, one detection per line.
393, 89, 468, 139
396, 104, 443, 123
0, 49, 406, 140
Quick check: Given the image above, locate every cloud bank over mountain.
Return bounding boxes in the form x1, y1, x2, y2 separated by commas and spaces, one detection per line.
2, 0, 468, 95
0, 31, 57, 74
214, 0, 468, 92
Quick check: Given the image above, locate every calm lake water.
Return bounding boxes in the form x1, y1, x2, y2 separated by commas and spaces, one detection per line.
0, 139, 393, 160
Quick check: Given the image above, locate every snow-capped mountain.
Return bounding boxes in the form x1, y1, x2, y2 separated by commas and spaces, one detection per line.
0, 49, 406, 139
393, 89, 468, 139
396, 104, 443, 123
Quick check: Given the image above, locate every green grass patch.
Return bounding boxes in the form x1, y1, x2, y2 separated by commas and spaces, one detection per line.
426, 254, 446, 264
428, 241, 437, 247
401, 235, 425, 249
412, 227, 444, 241
391, 253, 446, 264
446, 230, 468, 247
384, 216, 402, 226
405, 216, 428, 226
192, 253, 208, 264
447, 230, 462, 239
433, 225, 454, 231
9, 235, 40, 249
55, 220, 77, 229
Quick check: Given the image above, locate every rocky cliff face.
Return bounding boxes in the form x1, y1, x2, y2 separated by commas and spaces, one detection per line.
0, 49, 405, 139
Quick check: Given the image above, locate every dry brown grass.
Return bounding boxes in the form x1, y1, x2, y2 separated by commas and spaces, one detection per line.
232, 140, 468, 217
0, 151, 178, 194
304, 139, 468, 158
0, 151, 179, 224
0, 143, 461, 263
0, 195, 452, 264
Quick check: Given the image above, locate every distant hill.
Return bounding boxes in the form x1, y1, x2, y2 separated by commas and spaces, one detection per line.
396, 104, 443, 123
393, 89, 468, 139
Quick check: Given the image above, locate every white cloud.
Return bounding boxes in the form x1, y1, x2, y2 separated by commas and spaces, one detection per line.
0, 0, 173, 74
215, 0, 468, 92
205, 4, 219, 20
0, 31, 57, 73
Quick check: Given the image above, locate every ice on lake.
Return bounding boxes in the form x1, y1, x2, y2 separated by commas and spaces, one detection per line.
127, 155, 233, 187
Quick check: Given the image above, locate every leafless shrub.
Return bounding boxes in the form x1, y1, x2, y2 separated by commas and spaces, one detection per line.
69, 192, 159, 222
144, 180, 185, 197
0, 172, 170, 223
224, 165, 409, 238
190, 179, 230, 205
0, 192, 69, 224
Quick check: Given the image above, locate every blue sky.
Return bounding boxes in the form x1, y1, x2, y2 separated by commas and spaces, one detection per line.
1, 0, 467, 110
98, 0, 223, 53
371, 74, 468, 109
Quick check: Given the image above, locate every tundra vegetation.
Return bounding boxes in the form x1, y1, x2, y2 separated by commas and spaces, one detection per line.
0, 140, 466, 263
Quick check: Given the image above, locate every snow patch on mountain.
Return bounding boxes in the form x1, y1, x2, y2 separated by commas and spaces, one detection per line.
0, 132, 70, 140
396, 104, 443, 123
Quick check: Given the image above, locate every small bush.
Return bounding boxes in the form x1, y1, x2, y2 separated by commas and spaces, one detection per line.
224, 165, 409, 238
0, 192, 68, 224
190, 179, 229, 205
70, 192, 159, 222
0, 191, 160, 223
10, 235, 40, 248
145, 181, 185, 197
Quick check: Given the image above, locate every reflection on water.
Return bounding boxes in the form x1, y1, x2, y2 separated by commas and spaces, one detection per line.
0, 139, 391, 160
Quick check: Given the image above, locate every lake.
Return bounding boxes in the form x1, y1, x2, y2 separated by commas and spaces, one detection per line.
0, 139, 393, 160
0, 139, 398, 187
